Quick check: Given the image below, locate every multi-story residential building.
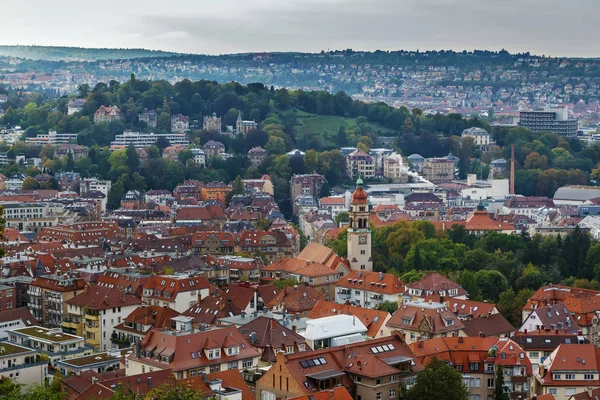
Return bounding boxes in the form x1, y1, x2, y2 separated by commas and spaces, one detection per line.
266, 285, 325, 318
126, 323, 261, 379
7, 326, 92, 368
238, 230, 295, 262
407, 154, 425, 172
38, 221, 119, 246
55, 143, 89, 161
110, 131, 189, 149
335, 271, 404, 309
209, 255, 262, 282
25, 130, 79, 145
162, 144, 186, 161
243, 176, 274, 197
142, 275, 210, 313
236, 112, 258, 135
290, 173, 326, 214
193, 232, 235, 255
80, 178, 111, 198
302, 314, 368, 350
204, 140, 226, 160
203, 112, 222, 132
1, 201, 67, 232
410, 337, 532, 400
190, 147, 206, 167
404, 273, 468, 300
67, 98, 86, 115
533, 343, 600, 400
0, 308, 39, 340
63, 286, 142, 351
138, 108, 157, 128
519, 304, 577, 334
513, 330, 588, 368
27, 275, 86, 330
113, 305, 181, 346
461, 127, 495, 151
308, 300, 392, 339
319, 196, 346, 220
238, 316, 309, 362
248, 146, 267, 168
55, 348, 128, 376
369, 148, 394, 176
346, 149, 375, 179
386, 300, 466, 344
93, 105, 120, 123
503, 196, 555, 215
519, 106, 579, 138
422, 157, 455, 183
256, 333, 421, 400
0, 284, 16, 312
200, 181, 232, 203
383, 153, 409, 183
0, 342, 48, 386
171, 114, 190, 133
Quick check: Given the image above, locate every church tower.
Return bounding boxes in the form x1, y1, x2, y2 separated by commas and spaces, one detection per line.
347, 178, 372, 272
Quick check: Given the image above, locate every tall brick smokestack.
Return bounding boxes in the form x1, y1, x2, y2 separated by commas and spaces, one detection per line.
510, 144, 515, 195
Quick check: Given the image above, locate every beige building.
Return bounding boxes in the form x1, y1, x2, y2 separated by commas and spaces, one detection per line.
383, 152, 409, 183
422, 158, 455, 183
203, 112, 222, 132
461, 127, 495, 151
27, 275, 87, 330
346, 149, 375, 179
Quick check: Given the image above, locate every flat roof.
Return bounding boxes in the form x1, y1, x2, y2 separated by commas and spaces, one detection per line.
11, 327, 83, 343
305, 369, 345, 380
57, 348, 132, 367
0, 342, 36, 356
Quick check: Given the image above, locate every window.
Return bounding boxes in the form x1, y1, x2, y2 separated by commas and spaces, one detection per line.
376, 393, 382, 400
242, 359, 253, 368
549, 389, 557, 395
530, 352, 539, 358
565, 374, 575, 380
469, 362, 479, 371
566, 388, 577, 396
228, 361, 238, 370
390, 389, 397, 398
487, 378, 494, 388
376, 378, 381, 385
354, 376, 361, 383
553, 374, 561, 380
209, 364, 220, 373
585, 374, 595, 380
390, 375, 397, 383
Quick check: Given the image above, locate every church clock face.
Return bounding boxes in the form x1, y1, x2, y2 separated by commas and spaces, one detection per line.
359, 236, 367, 244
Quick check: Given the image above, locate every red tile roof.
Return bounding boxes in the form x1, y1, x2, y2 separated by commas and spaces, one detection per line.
387, 301, 465, 335
289, 387, 353, 400
335, 270, 404, 295
67, 285, 142, 310
266, 285, 325, 314
308, 300, 389, 338
181, 369, 254, 400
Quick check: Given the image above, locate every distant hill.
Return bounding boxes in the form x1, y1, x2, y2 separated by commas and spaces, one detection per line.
0, 45, 180, 61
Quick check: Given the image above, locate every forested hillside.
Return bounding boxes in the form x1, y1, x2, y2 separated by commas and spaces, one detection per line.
0, 45, 178, 61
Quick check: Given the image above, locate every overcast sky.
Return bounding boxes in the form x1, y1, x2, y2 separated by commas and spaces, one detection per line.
2, 0, 599, 57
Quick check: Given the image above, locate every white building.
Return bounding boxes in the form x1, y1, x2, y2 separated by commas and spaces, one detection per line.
142, 275, 210, 313
26, 131, 79, 145
0, 342, 47, 386
461, 127, 495, 151
67, 99, 86, 115
383, 153, 409, 183
301, 315, 367, 350
110, 131, 189, 150
334, 270, 405, 309
190, 148, 206, 167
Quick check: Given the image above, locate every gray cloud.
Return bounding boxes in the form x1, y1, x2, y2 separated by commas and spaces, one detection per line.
0, 0, 598, 56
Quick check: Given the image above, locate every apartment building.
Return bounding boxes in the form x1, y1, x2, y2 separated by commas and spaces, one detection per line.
404, 273, 468, 300
204, 140, 226, 160
94, 106, 120, 123
290, 173, 326, 213
237, 230, 294, 262
256, 333, 421, 400
63, 286, 142, 351
138, 108, 157, 128
236, 112, 258, 135
461, 127, 495, 151
142, 275, 210, 313
422, 157, 455, 183
346, 149, 375, 179
7, 326, 92, 368
109, 131, 189, 149
533, 344, 600, 400
171, 114, 190, 133
334, 270, 404, 309
1, 201, 67, 232
113, 305, 181, 346
203, 112, 222, 132
248, 146, 267, 168
27, 275, 86, 329
0, 342, 47, 386
383, 153, 409, 183
513, 330, 588, 368
519, 107, 578, 138
126, 323, 261, 379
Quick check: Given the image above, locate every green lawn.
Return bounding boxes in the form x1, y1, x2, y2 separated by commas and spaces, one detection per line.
294, 114, 397, 140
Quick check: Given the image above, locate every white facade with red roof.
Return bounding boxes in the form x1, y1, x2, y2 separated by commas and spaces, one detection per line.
142, 275, 210, 313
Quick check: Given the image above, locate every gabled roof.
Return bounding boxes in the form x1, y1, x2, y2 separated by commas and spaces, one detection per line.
238, 316, 308, 362
266, 285, 325, 313
0, 307, 39, 326
143, 275, 209, 302
406, 273, 465, 297
447, 298, 497, 318
335, 270, 404, 295
387, 301, 465, 334
289, 387, 353, 400
181, 369, 254, 400
116, 305, 180, 332
67, 285, 142, 310
462, 313, 515, 337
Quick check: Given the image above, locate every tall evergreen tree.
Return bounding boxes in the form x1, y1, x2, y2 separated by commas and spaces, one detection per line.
407, 357, 468, 400
494, 366, 509, 400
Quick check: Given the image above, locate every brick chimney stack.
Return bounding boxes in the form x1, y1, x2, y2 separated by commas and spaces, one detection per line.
510, 144, 515, 195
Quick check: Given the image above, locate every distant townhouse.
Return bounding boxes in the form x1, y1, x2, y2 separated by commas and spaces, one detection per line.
203, 112, 222, 132
145, 189, 173, 205
290, 173, 326, 213
446, 298, 499, 320
335, 270, 405, 309
93, 105, 120, 123
503, 196, 555, 215
63, 286, 142, 351
95, 269, 150, 297
27, 275, 86, 330
239, 316, 309, 362
113, 305, 181, 346
404, 273, 468, 301
387, 300, 466, 344
55, 143, 89, 161
243, 175, 274, 197
209, 256, 262, 283
142, 275, 210, 313
256, 333, 421, 400
7, 326, 92, 368
190, 147, 206, 167
171, 114, 190, 133
266, 285, 325, 318
126, 324, 261, 379
422, 157, 455, 183
201, 181, 232, 203
248, 146, 268, 168
533, 344, 600, 400
520, 304, 577, 334
236, 112, 258, 135
0, 308, 38, 340
238, 230, 294, 262
407, 154, 425, 172
319, 196, 346, 220
346, 149, 375, 179
67, 98, 86, 115
461, 127, 495, 151
162, 144, 186, 161
138, 108, 157, 128
513, 330, 588, 368
192, 232, 235, 255
204, 140, 226, 160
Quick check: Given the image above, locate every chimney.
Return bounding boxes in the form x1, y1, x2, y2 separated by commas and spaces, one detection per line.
328, 389, 335, 400
458, 336, 464, 344
510, 144, 515, 195
292, 325, 297, 333
147, 377, 152, 388
524, 329, 527, 334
